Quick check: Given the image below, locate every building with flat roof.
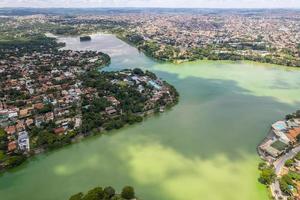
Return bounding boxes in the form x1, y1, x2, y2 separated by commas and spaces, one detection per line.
18, 131, 30, 151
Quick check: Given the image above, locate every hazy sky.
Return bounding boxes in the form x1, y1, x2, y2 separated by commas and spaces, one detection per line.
0, 0, 300, 8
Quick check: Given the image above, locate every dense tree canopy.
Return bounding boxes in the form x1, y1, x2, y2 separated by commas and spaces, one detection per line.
68, 186, 136, 200
258, 166, 276, 185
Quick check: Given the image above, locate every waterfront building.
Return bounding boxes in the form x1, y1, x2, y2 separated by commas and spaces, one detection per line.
18, 131, 30, 151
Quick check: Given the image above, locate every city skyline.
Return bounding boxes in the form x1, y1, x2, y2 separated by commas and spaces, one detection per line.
1, 0, 300, 8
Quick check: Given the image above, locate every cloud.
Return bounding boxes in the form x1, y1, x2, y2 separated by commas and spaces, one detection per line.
0, 0, 300, 8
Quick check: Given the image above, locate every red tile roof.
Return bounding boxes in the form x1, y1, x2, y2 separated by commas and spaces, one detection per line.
5, 126, 16, 135
287, 127, 300, 142
54, 127, 65, 135
8, 141, 17, 151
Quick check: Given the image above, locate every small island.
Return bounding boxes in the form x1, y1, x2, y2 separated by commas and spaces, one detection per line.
258, 110, 300, 200
69, 186, 136, 200
80, 36, 92, 42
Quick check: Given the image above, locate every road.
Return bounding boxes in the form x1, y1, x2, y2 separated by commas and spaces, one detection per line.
270, 145, 300, 200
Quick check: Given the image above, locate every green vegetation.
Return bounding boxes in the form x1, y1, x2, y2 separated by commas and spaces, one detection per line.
279, 171, 300, 196
258, 164, 276, 185
121, 186, 135, 199
79, 69, 178, 134
0, 33, 64, 57
286, 110, 300, 120
285, 159, 295, 167
295, 152, 300, 161
258, 161, 268, 170
68, 186, 136, 200
118, 32, 300, 67
0, 129, 26, 169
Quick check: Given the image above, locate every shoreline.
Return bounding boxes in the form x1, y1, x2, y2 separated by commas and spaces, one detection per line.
0, 102, 178, 175
112, 32, 300, 68
257, 114, 300, 200
0, 59, 180, 174
56, 32, 300, 69
257, 128, 276, 161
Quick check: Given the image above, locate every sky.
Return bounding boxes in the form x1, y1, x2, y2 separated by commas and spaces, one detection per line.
0, 0, 300, 8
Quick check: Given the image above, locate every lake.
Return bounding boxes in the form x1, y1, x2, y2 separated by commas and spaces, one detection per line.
1, 34, 300, 200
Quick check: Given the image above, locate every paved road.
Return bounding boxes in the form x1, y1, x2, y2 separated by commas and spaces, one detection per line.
274, 146, 300, 174
271, 181, 282, 200
270, 145, 300, 200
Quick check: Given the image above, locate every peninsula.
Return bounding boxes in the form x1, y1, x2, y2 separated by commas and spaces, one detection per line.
0, 32, 179, 172
258, 110, 300, 200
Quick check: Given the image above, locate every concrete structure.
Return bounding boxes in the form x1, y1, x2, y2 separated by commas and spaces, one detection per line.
18, 131, 30, 151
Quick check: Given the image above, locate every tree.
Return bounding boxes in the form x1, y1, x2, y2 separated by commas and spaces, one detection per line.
0, 128, 8, 151
284, 159, 294, 167
0, 128, 5, 139
132, 68, 144, 76
258, 161, 268, 170
83, 187, 104, 200
279, 175, 294, 196
5, 155, 26, 168
121, 186, 135, 200
0, 150, 7, 161
259, 167, 276, 185
69, 193, 84, 200
295, 152, 300, 161
104, 186, 115, 199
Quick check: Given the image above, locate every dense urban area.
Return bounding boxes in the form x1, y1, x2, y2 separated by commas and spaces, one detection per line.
1, 9, 300, 66
0, 8, 300, 200
258, 110, 300, 200
0, 14, 179, 171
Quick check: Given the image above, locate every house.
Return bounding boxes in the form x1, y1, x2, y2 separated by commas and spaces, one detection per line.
54, 127, 65, 135
34, 103, 44, 110
16, 121, 26, 132
4, 125, 16, 135
8, 141, 17, 152
7, 109, 18, 118
74, 117, 82, 129
105, 106, 117, 115
286, 119, 299, 129
273, 130, 290, 144
18, 131, 30, 151
148, 80, 161, 90
35, 115, 45, 127
131, 76, 141, 84
19, 108, 29, 118
25, 118, 34, 127
286, 127, 300, 143
294, 118, 300, 126
45, 112, 54, 122
259, 138, 287, 158
106, 96, 120, 106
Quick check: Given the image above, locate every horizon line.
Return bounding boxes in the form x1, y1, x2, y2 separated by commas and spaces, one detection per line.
1, 7, 300, 10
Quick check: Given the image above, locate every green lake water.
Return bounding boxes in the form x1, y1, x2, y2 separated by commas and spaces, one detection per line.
1, 34, 300, 200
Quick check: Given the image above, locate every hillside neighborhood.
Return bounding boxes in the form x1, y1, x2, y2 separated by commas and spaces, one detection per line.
0, 35, 178, 172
